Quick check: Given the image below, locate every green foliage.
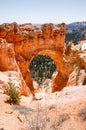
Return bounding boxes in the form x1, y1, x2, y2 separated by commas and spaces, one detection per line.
6, 79, 21, 104
66, 32, 83, 45
29, 55, 56, 84
83, 77, 86, 85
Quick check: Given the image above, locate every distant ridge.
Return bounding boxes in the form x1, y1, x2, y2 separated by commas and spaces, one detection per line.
66, 21, 86, 44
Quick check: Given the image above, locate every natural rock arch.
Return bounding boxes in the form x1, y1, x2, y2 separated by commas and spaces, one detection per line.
27, 49, 68, 94
0, 22, 68, 95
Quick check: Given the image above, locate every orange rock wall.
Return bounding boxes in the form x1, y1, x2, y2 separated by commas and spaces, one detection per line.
0, 22, 67, 95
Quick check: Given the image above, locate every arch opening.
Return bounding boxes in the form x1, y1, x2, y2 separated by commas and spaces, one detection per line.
29, 55, 57, 86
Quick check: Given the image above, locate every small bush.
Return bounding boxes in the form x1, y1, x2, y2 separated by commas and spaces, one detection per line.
6, 79, 21, 104
83, 76, 86, 85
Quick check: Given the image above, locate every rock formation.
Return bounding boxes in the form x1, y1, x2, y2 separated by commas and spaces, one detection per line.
0, 22, 86, 130
1, 22, 85, 96
0, 38, 31, 95
0, 22, 68, 95
65, 41, 86, 86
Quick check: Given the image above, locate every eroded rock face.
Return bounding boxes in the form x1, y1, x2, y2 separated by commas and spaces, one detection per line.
0, 22, 67, 95
67, 68, 86, 86
0, 38, 17, 71
0, 38, 31, 96
65, 41, 86, 87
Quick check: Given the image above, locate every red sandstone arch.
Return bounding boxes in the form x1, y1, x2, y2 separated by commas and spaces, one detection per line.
28, 50, 59, 88
0, 22, 68, 96
29, 50, 61, 70
27, 49, 68, 94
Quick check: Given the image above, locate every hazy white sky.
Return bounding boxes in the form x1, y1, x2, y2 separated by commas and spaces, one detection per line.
0, 0, 86, 24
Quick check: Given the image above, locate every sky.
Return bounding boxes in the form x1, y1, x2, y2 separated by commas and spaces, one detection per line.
0, 0, 86, 24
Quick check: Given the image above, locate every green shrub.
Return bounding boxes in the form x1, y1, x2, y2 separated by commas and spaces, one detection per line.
6, 79, 21, 104
83, 77, 86, 85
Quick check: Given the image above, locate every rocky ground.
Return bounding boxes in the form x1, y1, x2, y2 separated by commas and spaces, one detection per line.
0, 85, 86, 130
